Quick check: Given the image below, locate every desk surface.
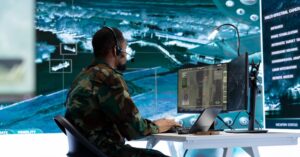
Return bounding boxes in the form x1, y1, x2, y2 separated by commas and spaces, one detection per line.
149, 132, 300, 149
153, 132, 300, 141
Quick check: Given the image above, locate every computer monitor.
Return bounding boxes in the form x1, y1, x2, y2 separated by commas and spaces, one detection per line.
177, 53, 249, 113
177, 53, 267, 133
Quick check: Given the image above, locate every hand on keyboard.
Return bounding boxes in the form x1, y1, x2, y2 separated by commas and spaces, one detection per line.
154, 118, 182, 133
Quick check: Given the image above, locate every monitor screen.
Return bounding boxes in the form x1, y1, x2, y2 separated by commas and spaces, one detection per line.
178, 64, 227, 113
178, 53, 248, 113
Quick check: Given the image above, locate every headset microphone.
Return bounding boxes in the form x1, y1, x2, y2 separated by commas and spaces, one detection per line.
130, 58, 135, 62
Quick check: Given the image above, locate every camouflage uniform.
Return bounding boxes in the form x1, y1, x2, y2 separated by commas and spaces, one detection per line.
65, 59, 168, 157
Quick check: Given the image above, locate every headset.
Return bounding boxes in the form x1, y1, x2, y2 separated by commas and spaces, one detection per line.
103, 26, 123, 56
103, 26, 134, 62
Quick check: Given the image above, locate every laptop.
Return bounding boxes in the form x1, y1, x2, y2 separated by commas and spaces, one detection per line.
176, 107, 222, 134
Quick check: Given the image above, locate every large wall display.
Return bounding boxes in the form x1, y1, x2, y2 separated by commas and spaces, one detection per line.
0, 0, 261, 134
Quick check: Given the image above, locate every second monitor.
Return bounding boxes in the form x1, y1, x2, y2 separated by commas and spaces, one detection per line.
177, 53, 249, 113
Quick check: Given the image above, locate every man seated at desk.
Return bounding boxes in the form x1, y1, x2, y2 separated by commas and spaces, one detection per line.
65, 27, 181, 157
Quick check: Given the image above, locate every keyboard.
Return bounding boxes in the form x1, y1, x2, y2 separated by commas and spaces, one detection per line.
166, 127, 224, 134
165, 126, 191, 134
176, 127, 191, 134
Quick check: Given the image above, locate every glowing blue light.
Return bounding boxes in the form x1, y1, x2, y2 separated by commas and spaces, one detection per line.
240, 0, 257, 6
239, 117, 249, 126
236, 8, 245, 15
250, 14, 259, 21
225, 0, 235, 7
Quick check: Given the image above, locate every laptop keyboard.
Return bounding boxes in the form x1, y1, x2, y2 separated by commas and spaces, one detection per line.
176, 127, 191, 134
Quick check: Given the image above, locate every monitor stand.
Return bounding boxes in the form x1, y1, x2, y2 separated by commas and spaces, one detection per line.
226, 129, 268, 133
226, 61, 267, 134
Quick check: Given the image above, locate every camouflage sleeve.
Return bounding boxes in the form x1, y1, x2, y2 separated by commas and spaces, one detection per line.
95, 70, 159, 140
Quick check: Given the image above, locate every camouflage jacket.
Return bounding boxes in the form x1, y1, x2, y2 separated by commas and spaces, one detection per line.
65, 59, 159, 148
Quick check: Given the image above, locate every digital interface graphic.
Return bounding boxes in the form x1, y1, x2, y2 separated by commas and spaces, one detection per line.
262, 0, 300, 129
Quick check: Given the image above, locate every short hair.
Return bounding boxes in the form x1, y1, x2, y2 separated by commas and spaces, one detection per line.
92, 27, 125, 58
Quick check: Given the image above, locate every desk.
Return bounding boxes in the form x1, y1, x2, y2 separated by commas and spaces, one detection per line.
145, 132, 300, 157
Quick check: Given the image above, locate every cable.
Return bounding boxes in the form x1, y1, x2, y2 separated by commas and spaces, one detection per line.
209, 23, 241, 56
183, 149, 188, 157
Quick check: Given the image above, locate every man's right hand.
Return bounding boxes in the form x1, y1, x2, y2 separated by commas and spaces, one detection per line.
153, 118, 182, 133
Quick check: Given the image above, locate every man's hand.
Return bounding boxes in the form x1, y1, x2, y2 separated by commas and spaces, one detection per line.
153, 118, 182, 133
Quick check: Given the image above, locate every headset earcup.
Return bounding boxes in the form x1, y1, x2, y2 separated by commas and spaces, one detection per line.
117, 47, 122, 56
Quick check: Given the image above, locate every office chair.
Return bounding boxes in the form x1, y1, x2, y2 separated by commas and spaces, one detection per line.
54, 115, 108, 157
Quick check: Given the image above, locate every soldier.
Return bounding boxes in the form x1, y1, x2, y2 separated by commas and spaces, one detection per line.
65, 27, 181, 157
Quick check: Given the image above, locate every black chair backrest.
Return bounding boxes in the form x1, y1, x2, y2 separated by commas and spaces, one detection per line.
54, 115, 108, 157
